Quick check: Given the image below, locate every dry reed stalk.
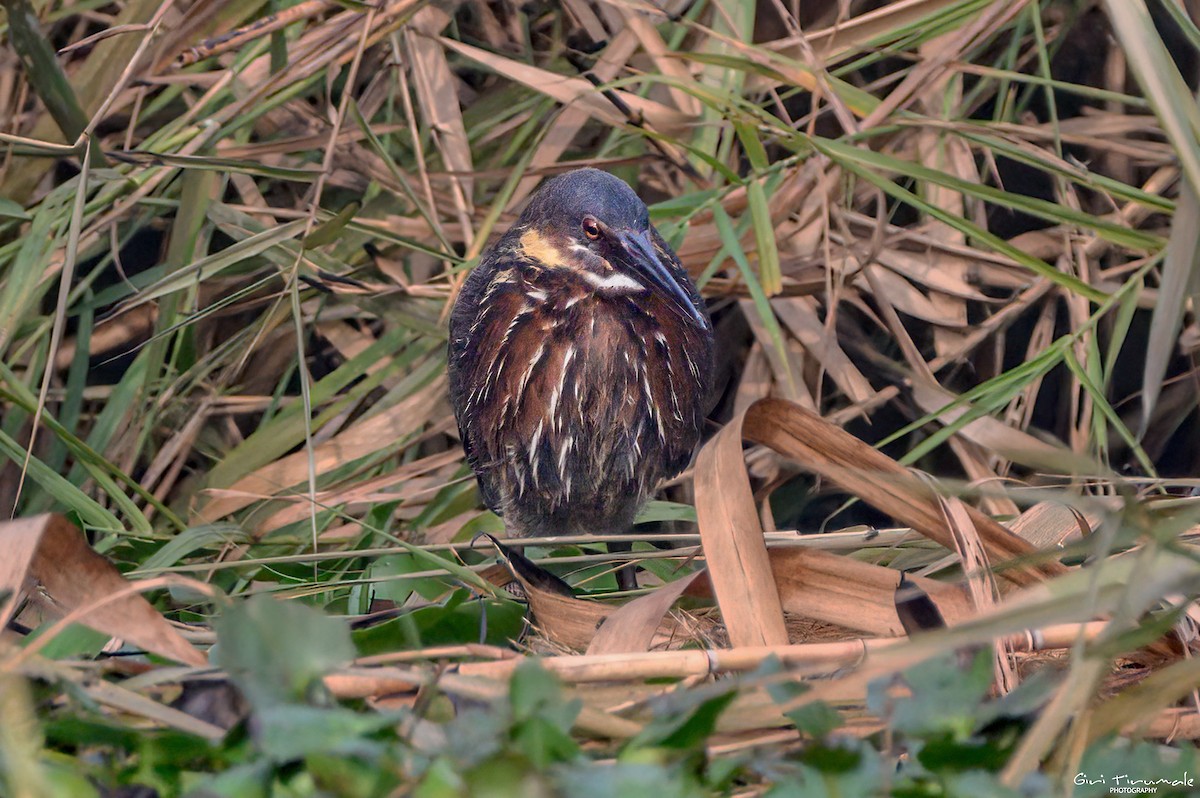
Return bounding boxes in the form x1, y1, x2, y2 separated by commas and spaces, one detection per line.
456, 621, 1108, 683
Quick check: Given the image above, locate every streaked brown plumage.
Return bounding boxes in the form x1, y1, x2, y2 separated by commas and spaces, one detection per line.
448, 168, 714, 543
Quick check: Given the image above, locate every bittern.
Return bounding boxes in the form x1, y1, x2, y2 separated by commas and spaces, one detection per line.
448, 169, 714, 585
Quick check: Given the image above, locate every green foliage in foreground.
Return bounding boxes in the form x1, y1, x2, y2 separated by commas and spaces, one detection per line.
4, 597, 1196, 798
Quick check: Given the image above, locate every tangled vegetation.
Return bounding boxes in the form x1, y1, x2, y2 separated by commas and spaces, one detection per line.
4, 0, 1200, 795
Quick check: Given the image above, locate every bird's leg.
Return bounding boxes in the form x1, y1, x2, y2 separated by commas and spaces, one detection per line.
607, 538, 639, 591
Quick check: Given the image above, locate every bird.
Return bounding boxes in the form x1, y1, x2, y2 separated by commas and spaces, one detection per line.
448, 168, 714, 586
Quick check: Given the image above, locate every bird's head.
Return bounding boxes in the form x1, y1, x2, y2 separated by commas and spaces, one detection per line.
513, 168, 706, 327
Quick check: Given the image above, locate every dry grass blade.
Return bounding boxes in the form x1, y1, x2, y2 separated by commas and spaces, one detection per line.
1087, 655, 1200, 742
194, 375, 447, 521
83, 679, 226, 741
176, 0, 337, 66
407, 8, 474, 211
437, 37, 694, 136
939, 494, 1018, 692
766, 0, 974, 64
771, 297, 874, 404
908, 378, 1081, 472
1007, 502, 1096, 549
1141, 182, 1200, 435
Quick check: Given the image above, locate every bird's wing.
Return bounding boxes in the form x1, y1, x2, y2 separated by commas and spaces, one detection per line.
448, 258, 501, 510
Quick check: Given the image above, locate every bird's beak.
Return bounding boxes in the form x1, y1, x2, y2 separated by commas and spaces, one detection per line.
617, 229, 708, 328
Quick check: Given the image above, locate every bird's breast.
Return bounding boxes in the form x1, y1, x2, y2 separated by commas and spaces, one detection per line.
458, 270, 709, 515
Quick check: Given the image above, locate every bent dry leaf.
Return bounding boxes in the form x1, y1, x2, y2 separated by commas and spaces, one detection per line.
739, 398, 1064, 586
0, 514, 206, 667
692, 397, 999, 645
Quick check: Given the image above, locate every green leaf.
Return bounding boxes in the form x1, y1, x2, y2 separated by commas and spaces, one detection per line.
711, 205, 795, 393
3, 0, 105, 167
635, 500, 698, 525
352, 595, 526, 655
510, 660, 577, 730
733, 121, 769, 171
0, 197, 30, 220
789, 701, 843, 740
868, 650, 994, 739
115, 218, 307, 310
303, 201, 360, 249
211, 595, 355, 708
137, 524, 251, 573
1142, 182, 1200, 434
511, 717, 579, 770
0, 426, 122, 531
766, 672, 843, 739
256, 705, 395, 762
746, 179, 781, 296
628, 690, 737, 752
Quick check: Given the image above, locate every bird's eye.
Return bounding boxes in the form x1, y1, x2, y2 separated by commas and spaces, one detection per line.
582, 217, 601, 241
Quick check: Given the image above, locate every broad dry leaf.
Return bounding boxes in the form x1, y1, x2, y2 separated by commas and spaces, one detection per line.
938, 494, 1018, 691
732, 343, 776, 417
561, 0, 607, 41
766, 547, 973, 635
485, 537, 704, 653
852, 268, 968, 327
739, 299, 805, 404
913, 38, 975, 355
587, 571, 703, 655
618, 8, 702, 117
1007, 501, 1096, 549
507, 28, 641, 206
0, 514, 206, 666
694, 407, 790, 648
875, 248, 993, 301
478, 537, 615, 650
521, 578, 614, 652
